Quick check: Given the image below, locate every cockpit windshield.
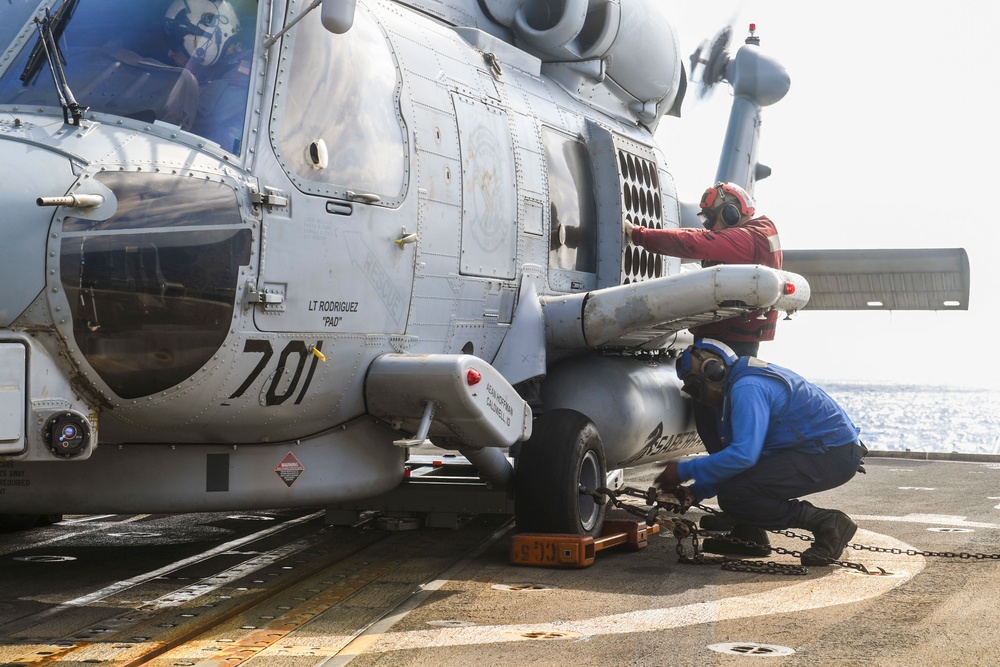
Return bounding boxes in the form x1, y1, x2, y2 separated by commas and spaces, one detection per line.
0, 0, 258, 154
1, 2, 40, 49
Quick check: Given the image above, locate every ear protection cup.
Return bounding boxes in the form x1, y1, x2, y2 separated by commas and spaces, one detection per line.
700, 357, 727, 382
679, 349, 727, 401
719, 202, 742, 227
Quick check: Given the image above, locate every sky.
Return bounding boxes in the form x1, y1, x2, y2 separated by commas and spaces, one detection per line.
654, 2, 998, 389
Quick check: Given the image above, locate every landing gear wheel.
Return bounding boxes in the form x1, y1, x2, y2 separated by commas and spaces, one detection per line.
514, 409, 607, 536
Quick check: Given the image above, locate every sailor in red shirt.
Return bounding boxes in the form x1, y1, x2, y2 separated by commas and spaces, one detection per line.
624, 182, 783, 455
626, 181, 782, 349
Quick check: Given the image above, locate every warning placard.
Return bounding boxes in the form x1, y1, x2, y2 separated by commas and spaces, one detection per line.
275, 451, 304, 487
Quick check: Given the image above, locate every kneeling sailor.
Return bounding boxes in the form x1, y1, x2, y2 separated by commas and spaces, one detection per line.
656, 338, 866, 565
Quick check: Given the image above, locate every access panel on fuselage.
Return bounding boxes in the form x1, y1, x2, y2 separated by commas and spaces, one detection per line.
454, 93, 517, 281
254, 1, 414, 335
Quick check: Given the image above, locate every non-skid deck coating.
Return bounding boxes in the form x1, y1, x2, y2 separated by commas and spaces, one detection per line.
335, 455, 1000, 667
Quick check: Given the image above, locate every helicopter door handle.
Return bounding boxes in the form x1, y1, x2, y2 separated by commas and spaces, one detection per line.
250, 187, 289, 209
395, 227, 417, 248
244, 282, 285, 310
346, 190, 381, 204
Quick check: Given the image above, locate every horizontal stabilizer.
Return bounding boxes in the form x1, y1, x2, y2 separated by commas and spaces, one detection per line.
782, 248, 970, 310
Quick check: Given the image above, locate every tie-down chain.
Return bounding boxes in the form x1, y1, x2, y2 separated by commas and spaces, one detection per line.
585, 485, 1000, 576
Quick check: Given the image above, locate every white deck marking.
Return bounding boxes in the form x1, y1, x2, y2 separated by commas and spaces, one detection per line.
855, 513, 1000, 529
0, 515, 150, 556
2, 511, 325, 634
344, 528, 923, 654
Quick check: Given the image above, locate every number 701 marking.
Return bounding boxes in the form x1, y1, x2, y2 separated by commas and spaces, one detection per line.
229, 339, 324, 406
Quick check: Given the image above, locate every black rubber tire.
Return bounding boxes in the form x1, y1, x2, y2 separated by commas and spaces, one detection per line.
514, 409, 607, 536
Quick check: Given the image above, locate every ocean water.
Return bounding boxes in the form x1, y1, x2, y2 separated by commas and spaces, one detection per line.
818, 382, 1000, 456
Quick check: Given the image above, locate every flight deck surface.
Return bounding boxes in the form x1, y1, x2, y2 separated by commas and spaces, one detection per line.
339, 454, 1000, 667
2, 454, 999, 666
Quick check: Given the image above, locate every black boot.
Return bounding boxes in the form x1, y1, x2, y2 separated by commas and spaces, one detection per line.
699, 512, 736, 532
702, 523, 771, 557
793, 501, 857, 566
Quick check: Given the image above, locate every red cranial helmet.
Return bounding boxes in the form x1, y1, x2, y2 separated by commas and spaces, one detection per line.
699, 181, 755, 228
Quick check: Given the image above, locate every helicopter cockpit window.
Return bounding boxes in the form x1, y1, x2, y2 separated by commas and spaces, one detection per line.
0, 2, 38, 50
59, 172, 252, 399
272, 1, 406, 201
0, 0, 258, 154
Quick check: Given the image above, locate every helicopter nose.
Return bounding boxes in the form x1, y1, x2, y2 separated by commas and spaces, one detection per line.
0, 136, 77, 326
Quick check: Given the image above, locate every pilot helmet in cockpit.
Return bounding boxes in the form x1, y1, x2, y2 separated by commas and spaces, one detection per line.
163, 0, 242, 68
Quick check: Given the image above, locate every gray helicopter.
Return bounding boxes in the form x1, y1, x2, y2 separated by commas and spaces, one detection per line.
0, 0, 968, 533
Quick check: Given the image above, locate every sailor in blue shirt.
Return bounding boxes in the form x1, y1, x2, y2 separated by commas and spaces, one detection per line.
656, 338, 867, 565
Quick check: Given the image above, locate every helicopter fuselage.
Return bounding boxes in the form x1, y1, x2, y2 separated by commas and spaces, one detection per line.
0, 0, 809, 519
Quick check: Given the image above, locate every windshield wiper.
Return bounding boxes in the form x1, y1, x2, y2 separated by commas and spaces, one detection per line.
20, 0, 79, 83
20, 0, 86, 125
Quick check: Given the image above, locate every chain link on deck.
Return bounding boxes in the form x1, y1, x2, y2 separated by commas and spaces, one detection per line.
585, 485, 1000, 576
